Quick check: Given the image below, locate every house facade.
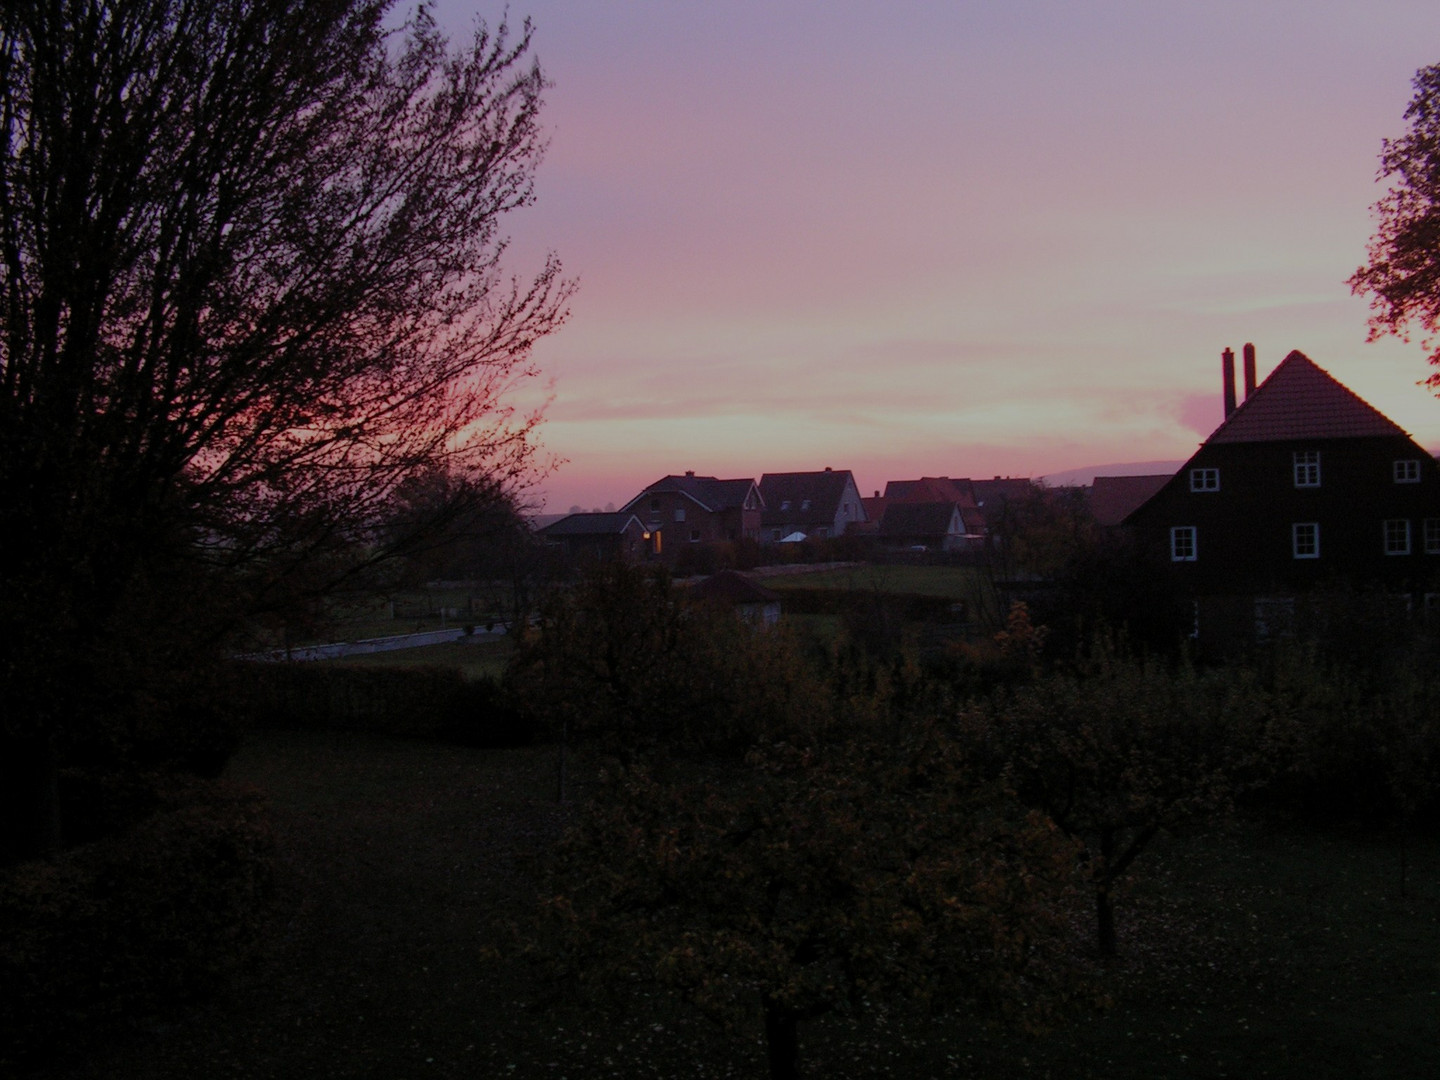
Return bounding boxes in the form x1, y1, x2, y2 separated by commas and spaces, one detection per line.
1126, 347, 1440, 642
620, 472, 763, 554
758, 468, 867, 542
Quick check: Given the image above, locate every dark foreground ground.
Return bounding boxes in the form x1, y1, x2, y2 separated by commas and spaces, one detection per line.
28, 730, 1440, 1079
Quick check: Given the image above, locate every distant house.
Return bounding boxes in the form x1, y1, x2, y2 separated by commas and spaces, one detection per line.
877, 501, 969, 551
538, 512, 649, 563
880, 476, 986, 550
1125, 346, 1440, 644
1088, 475, 1171, 528
688, 570, 782, 626
620, 472, 763, 555
758, 468, 867, 542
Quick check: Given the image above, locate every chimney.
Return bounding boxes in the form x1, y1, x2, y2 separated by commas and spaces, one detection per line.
1243, 343, 1257, 399
685, 469, 695, 477
824, 466, 833, 472
1222, 347, 1237, 417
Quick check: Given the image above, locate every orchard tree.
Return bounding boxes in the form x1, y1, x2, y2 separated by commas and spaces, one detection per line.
536, 729, 1084, 1080
961, 641, 1266, 957
0, 0, 571, 857
1351, 62, 1440, 381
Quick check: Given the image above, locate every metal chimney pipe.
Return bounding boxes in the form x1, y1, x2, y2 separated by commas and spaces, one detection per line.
1222, 347, 1237, 417
1243, 343, 1257, 399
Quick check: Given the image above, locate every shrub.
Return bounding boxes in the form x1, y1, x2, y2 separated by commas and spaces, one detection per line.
0, 778, 273, 1067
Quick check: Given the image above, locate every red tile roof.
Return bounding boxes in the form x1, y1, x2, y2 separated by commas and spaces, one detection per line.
1089, 475, 1171, 527
883, 477, 978, 506
1206, 350, 1408, 444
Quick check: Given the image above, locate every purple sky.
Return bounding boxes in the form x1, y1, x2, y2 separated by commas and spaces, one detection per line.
432, 1, 1440, 511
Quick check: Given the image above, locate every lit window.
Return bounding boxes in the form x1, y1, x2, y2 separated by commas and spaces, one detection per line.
1292, 522, 1320, 559
1170, 526, 1197, 562
1384, 519, 1412, 555
1426, 519, 1440, 554
1395, 459, 1421, 483
1294, 451, 1321, 488
674, 507, 685, 522
1189, 467, 1220, 492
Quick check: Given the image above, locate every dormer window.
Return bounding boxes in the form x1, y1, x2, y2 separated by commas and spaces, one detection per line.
780, 500, 790, 511
1395, 459, 1421, 483
1189, 468, 1219, 492
800, 499, 811, 511
1293, 451, 1321, 488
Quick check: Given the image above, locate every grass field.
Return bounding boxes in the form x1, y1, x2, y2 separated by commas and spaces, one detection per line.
40, 731, 1440, 1080
322, 636, 514, 680
761, 563, 991, 600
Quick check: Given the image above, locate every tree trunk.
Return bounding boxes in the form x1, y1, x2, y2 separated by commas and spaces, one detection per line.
1095, 826, 1118, 957
764, 999, 801, 1080
1095, 882, 1117, 958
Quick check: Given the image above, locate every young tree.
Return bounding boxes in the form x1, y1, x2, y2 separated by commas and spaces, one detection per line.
537, 730, 1083, 1080
1351, 62, 1440, 381
961, 642, 1265, 957
0, 0, 570, 856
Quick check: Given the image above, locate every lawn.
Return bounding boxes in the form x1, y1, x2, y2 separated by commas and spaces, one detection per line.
322, 636, 514, 680
34, 731, 1439, 1080
761, 563, 990, 601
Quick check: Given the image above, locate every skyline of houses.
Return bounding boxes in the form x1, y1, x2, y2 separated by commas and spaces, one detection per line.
539, 346, 1440, 641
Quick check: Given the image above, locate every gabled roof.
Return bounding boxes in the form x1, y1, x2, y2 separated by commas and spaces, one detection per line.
758, 469, 863, 527
879, 501, 964, 538
1089, 475, 1171, 527
883, 476, 978, 507
622, 474, 760, 513
1206, 350, 1408, 444
539, 512, 644, 537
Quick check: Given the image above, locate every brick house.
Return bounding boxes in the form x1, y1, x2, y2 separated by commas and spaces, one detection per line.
538, 512, 649, 563
758, 468, 867, 542
1125, 346, 1440, 643
620, 472, 763, 554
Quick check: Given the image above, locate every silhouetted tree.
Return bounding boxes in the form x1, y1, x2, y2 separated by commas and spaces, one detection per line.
0, 0, 570, 858
1351, 62, 1440, 382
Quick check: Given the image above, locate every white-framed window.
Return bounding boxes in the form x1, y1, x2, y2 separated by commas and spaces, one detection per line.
1170, 526, 1197, 562
674, 507, 685, 522
1292, 522, 1320, 559
1189, 467, 1220, 492
1426, 518, 1440, 554
1293, 451, 1321, 488
780, 499, 791, 511
1394, 459, 1421, 483
1384, 518, 1412, 555
689, 529, 701, 542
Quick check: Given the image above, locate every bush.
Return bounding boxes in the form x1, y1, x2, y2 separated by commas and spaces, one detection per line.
0, 778, 273, 1067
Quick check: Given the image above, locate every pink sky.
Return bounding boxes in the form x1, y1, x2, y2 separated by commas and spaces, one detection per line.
434, 1, 1440, 512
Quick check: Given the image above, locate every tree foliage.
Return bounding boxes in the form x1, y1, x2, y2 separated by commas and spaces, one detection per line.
506, 563, 831, 761
0, 0, 569, 856
959, 638, 1267, 956
538, 731, 1084, 1080
1351, 62, 1440, 380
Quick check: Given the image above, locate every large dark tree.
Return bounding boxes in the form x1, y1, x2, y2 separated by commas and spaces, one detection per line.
0, 0, 570, 856
1351, 62, 1440, 382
